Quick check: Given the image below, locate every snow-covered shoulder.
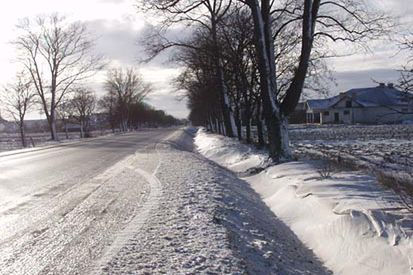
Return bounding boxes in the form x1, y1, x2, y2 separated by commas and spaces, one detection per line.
195, 128, 413, 275
195, 128, 269, 173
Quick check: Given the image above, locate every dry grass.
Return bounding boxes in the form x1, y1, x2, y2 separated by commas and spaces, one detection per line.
377, 171, 413, 212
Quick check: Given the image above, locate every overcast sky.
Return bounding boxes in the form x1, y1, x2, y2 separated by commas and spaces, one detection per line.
0, 0, 412, 119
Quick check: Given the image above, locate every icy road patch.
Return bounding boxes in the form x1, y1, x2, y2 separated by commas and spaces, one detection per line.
0, 128, 331, 274
97, 129, 329, 274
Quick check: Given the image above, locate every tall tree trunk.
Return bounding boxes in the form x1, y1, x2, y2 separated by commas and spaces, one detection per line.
249, 0, 288, 161
120, 118, 125, 132
234, 105, 242, 141
278, 0, 319, 159
44, 109, 56, 141
51, 121, 58, 141
80, 120, 84, 138
50, 72, 58, 141
218, 119, 223, 135
209, 116, 215, 132
206, 118, 211, 131
64, 120, 69, 139
256, 100, 265, 147
19, 121, 26, 148
49, 109, 58, 141
211, 16, 235, 138
244, 98, 252, 144
281, 0, 320, 116
245, 109, 252, 144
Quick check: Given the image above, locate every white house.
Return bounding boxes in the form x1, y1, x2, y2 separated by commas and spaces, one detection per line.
306, 83, 413, 124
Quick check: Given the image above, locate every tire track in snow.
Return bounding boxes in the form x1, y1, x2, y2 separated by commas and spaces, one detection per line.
91, 143, 164, 274
0, 156, 149, 275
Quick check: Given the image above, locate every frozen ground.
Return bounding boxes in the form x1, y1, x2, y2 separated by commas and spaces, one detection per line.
96, 129, 330, 274
0, 128, 330, 274
290, 124, 413, 186
0, 130, 113, 152
0, 130, 172, 275
0, 132, 73, 151
196, 128, 413, 275
289, 124, 413, 141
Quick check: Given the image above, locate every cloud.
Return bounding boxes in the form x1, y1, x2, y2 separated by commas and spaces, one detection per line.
305, 68, 403, 100
324, 0, 412, 73
377, 0, 413, 23
334, 68, 401, 92
140, 65, 188, 118
83, 18, 189, 118
147, 92, 188, 119
327, 47, 407, 72
85, 19, 144, 66
3, 0, 412, 121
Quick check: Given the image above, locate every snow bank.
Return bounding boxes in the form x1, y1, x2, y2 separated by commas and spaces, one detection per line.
195, 129, 269, 173
195, 128, 413, 275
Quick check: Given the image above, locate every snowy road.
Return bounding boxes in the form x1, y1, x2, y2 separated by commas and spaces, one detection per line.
0, 128, 330, 274
0, 129, 173, 274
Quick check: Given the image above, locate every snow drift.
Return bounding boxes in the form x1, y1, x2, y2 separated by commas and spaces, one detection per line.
195, 128, 413, 275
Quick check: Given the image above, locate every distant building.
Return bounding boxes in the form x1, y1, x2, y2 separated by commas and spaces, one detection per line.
306, 83, 413, 124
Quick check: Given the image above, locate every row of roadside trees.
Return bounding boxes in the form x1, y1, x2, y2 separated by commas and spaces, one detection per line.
1, 67, 178, 147
140, 0, 395, 161
0, 14, 178, 148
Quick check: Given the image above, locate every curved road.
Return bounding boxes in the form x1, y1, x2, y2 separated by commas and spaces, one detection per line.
0, 128, 331, 274
0, 128, 174, 275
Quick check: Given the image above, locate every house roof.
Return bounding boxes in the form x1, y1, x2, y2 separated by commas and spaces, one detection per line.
343, 87, 411, 107
307, 85, 412, 110
307, 97, 340, 110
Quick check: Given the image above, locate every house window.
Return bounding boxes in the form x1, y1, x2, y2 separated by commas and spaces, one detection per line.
323, 111, 330, 116
314, 113, 321, 123
345, 101, 352, 108
344, 110, 350, 115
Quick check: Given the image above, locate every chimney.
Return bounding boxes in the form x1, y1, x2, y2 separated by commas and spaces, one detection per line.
379, 83, 386, 88
387, 83, 394, 89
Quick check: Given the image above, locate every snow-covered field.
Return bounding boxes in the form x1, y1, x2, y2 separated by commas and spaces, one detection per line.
0, 130, 112, 151
289, 124, 413, 141
290, 124, 413, 187
195, 128, 413, 275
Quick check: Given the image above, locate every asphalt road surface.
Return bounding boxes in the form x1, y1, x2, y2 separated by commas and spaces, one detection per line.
0, 128, 175, 275
0, 128, 330, 275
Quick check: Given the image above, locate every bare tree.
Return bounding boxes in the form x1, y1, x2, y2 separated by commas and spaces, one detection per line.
71, 88, 96, 138
98, 94, 118, 133
141, 0, 390, 161
174, 37, 224, 133
141, 0, 237, 137
56, 100, 75, 139
398, 33, 413, 93
105, 67, 152, 132
238, 0, 391, 161
1, 73, 36, 148
14, 14, 104, 141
